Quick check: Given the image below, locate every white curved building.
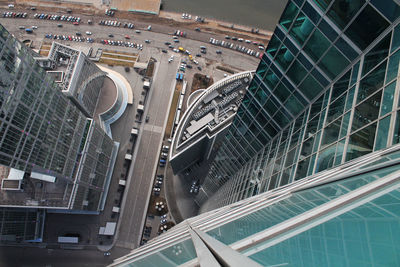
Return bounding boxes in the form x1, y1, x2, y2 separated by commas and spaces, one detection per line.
169, 71, 254, 175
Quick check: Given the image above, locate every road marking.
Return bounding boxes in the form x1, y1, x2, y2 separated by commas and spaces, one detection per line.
143, 125, 163, 133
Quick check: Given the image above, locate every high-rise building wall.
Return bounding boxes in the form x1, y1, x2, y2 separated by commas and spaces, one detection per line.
0, 23, 115, 212
198, 0, 400, 212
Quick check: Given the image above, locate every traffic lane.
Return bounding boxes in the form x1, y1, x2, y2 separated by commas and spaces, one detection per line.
116, 58, 178, 248
0, 13, 263, 52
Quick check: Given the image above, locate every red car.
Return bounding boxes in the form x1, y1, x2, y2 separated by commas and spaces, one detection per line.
73, 22, 79, 25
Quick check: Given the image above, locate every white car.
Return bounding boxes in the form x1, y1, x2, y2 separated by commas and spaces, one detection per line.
32, 26, 38, 29
86, 31, 92, 35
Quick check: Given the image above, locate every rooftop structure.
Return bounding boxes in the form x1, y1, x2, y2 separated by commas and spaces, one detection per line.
170, 71, 253, 174
35, 42, 106, 118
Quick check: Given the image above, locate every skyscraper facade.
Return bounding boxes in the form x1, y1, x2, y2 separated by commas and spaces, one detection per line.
111, 1, 400, 265
0, 23, 116, 212
197, 0, 400, 212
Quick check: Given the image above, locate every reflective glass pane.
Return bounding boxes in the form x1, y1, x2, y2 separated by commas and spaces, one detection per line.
391, 24, 400, 53
345, 4, 390, 50
358, 60, 386, 103
298, 75, 323, 100
318, 45, 349, 79
303, 28, 331, 63
370, 0, 400, 22
263, 69, 279, 90
316, 143, 336, 172
289, 12, 314, 45
362, 32, 391, 76
279, 2, 300, 31
275, 46, 294, 71
327, 0, 365, 29
352, 91, 382, 131
312, 0, 332, 11
267, 35, 281, 58
375, 115, 391, 151
287, 60, 307, 85
381, 81, 396, 116
285, 94, 305, 115
322, 117, 341, 146
274, 83, 290, 103
346, 122, 376, 161
248, 187, 400, 267
331, 69, 351, 101
386, 49, 400, 84
327, 94, 346, 124
392, 110, 400, 144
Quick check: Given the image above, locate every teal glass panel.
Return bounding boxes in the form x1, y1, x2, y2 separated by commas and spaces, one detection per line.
266, 35, 281, 58
285, 94, 304, 115
346, 122, 377, 162
273, 82, 291, 103
317, 107, 327, 131
375, 115, 391, 151
313, 130, 322, 153
345, 86, 355, 112
327, 94, 346, 124
295, 156, 310, 180
287, 60, 307, 85
273, 110, 290, 128
370, 0, 400, 22
309, 94, 324, 120
352, 91, 382, 131
391, 24, 400, 53
263, 69, 279, 90
331, 69, 351, 101
362, 32, 391, 76
321, 117, 341, 146
300, 136, 314, 159
279, 2, 300, 31
381, 81, 396, 116
318, 46, 349, 79
207, 172, 381, 246
254, 87, 269, 106
312, 0, 332, 11
392, 110, 400, 144
298, 75, 323, 100
303, 28, 331, 63
345, 4, 390, 50
275, 46, 294, 71
334, 138, 345, 166
316, 142, 336, 172
289, 12, 314, 46
350, 61, 360, 87
386, 49, 400, 84
340, 112, 350, 139
125, 238, 196, 266
327, 0, 365, 30
308, 153, 317, 175
305, 115, 319, 137
358, 60, 386, 103
248, 187, 400, 267
256, 59, 268, 78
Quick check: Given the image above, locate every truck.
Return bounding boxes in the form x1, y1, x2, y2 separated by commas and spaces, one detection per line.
180, 73, 184, 81
176, 73, 180, 80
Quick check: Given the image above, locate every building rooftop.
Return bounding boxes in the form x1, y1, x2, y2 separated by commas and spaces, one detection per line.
170, 71, 253, 160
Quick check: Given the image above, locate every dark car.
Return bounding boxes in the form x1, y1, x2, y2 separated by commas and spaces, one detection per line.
162, 49, 167, 53
108, 34, 114, 37
164, 41, 171, 45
